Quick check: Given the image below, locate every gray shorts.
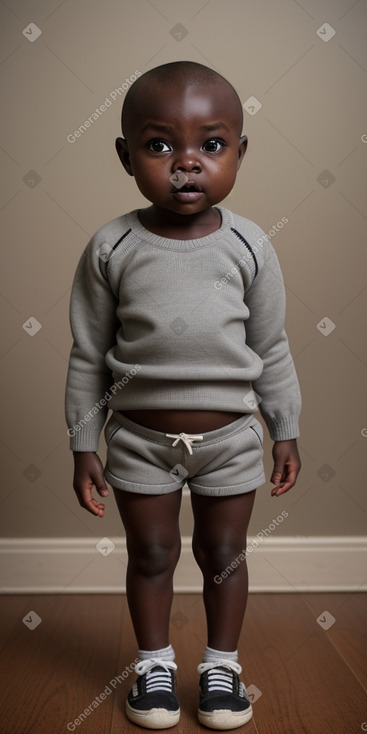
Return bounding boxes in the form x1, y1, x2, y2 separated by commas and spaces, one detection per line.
103, 411, 266, 496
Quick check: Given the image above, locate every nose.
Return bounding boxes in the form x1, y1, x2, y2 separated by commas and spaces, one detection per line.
172, 146, 201, 173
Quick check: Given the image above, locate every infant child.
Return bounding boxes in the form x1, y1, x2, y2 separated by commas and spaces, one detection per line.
66, 60, 301, 730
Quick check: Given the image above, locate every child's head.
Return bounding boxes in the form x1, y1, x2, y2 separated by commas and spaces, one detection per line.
116, 61, 247, 215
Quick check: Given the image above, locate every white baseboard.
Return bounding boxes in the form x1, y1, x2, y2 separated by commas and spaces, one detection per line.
0, 537, 366, 593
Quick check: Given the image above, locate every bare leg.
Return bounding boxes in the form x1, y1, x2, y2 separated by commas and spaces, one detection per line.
191, 490, 256, 651
113, 488, 182, 651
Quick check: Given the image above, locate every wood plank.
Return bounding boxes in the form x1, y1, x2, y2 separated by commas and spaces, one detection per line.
0, 594, 125, 734
301, 592, 367, 690
1, 593, 366, 733
244, 594, 367, 733
0, 593, 36, 652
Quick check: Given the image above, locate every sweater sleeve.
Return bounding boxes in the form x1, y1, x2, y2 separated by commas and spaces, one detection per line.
244, 241, 301, 441
65, 238, 120, 452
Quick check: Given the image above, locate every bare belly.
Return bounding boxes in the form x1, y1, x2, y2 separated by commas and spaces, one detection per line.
119, 409, 244, 433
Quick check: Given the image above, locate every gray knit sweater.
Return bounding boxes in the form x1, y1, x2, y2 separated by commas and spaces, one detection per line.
65, 207, 301, 451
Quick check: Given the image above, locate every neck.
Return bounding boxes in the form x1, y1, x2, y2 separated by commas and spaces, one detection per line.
138, 205, 221, 239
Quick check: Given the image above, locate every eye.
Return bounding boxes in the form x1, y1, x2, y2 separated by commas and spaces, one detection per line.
202, 138, 225, 153
147, 139, 172, 153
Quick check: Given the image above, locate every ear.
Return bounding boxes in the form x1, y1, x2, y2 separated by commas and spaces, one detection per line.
115, 137, 134, 176
237, 135, 248, 170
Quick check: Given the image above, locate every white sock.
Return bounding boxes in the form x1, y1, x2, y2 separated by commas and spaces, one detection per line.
138, 644, 175, 662
202, 645, 238, 663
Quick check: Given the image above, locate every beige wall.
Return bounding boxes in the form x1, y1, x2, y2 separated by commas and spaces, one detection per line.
1, 0, 366, 543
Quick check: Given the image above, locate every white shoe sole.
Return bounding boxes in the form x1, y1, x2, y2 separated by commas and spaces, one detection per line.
126, 701, 180, 729
198, 704, 253, 730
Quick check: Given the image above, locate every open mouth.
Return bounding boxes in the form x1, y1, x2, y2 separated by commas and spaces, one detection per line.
179, 183, 200, 192
171, 181, 202, 195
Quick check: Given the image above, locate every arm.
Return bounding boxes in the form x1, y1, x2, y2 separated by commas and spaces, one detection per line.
65, 238, 120, 513
244, 241, 302, 493
65, 239, 120, 451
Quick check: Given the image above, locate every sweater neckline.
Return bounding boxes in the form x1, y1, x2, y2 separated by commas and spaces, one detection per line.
126, 207, 234, 250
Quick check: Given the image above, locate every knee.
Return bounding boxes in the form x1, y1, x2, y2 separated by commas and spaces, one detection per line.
129, 539, 181, 578
192, 538, 246, 576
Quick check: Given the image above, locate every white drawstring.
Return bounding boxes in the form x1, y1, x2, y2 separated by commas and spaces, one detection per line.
166, 432, 204, 455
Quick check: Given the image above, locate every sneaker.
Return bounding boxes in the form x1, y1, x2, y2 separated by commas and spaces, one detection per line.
126, 658, 180, 729
197, 660, 253, 730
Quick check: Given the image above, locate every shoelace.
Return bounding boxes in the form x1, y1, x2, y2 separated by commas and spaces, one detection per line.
197, 660, 242, 693
135, 658, 177, 694
166, 432, 204, 455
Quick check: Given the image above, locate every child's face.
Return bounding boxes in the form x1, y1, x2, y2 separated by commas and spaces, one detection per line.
116, 80, 247, 217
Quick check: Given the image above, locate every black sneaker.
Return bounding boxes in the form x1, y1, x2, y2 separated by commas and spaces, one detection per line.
197, 660, 253, 730
126, 658, 180, 729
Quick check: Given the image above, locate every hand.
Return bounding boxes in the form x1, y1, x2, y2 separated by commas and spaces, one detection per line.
270, 439, 301, 497
73, 452, 109, 516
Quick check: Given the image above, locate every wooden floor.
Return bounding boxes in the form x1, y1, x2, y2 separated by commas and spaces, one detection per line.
0, 593, 366, 733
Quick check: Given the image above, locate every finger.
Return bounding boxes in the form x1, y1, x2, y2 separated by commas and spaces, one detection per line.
273, 487, 291, 497
270, 467, 287, 486
90, 499, 105, 517
76, 488, 105, 516
271, 466, 298, 496
84, 498, 105, 516
95, 479, 109, 497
